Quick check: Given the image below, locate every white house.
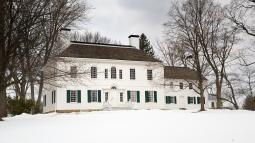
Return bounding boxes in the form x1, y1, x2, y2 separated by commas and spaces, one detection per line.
42, 35, 208, 113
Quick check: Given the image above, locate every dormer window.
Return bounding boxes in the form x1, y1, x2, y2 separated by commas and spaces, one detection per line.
91, 67, 97, 78
180, 82, 183, 89
111, 67, 116, 79
189, 83, 193, 89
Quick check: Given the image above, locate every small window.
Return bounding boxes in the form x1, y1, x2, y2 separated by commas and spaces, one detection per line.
130, 69, 135, 80
119, 70, 122, 79
70, 66, 77, 78
180, 82, 183, 89
165, 96, 177, 104
120, 92, 123, 102
211, 102, 215, 108
91, 67, 97, 78
170, 82, 174, 89
111, 67, 116, 79
105, 92, 108, 102
147, 70, 152, 80
145, 91, 154, 102
189, 83, 193, 89
105, 69, 108, 78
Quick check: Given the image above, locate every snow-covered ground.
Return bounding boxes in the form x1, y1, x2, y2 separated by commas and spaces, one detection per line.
0, 110, 254, 143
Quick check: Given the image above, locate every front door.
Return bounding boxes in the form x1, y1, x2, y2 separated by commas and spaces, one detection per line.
108, 90, 119, 106
179, 95, 186, 109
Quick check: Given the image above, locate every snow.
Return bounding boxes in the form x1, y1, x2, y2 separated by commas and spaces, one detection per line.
0, 110, 254, 143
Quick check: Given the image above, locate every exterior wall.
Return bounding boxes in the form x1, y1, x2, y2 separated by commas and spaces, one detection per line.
43, 57, 208, 113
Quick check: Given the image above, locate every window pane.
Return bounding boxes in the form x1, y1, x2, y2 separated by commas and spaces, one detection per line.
105, 69, 108, 78
70, 66, 77, 78
180, 83, 183, 89
111, 67, 116, 79
130, 69, 135, 79
91, 67, 97, 78
91, 90, 98, 102
70, 90, 77, 102
119, 70, 122, 79
147, 70, 152, 80
130, 91, 137, 102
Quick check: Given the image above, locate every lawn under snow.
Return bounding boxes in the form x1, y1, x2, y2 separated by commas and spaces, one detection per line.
0, 110, 254, 143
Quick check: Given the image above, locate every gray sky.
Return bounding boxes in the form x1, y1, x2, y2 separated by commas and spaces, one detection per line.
78, 0, 171, 45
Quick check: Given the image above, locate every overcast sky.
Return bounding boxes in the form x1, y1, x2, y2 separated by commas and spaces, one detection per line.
76, 0, 171, 45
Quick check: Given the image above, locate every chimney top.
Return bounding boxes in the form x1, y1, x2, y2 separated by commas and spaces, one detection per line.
128, 35, 139, 38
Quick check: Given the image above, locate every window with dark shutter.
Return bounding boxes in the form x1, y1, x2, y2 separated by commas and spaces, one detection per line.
105, 92, 108, 102
120, 92, 123, 102
91, 67, 97, 78
147, 70, 152, 80
111, 67, 116, 79
130, 69, 135, 80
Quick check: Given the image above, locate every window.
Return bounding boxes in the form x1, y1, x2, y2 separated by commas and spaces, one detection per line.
70, 66, 77, 78
130, 69, 135, 80
189, 83, 193, 89
43, 95, 46, 106
165, 96, 177, 104
170, 82, 174, 89
52, 90, 56, 104
70, 90, 77, 102
145, 91, 157, 103
91, 67, 97, 78
147, 70, 152, 80
120, 92, 123, 102
111, 67, 116, 79
119, 70, 122, 79
180, 82, 183, 89
105, 69, 108, 78
91, 90, 98, 102
67, 90, 81, 103
105, 92, 108, 102
187, 96, 196, 104
127, 91, 140, 103
88, 90, 101, 103
211, 102, 215, 108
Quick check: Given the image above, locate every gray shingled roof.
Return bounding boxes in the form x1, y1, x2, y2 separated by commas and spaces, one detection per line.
164, 66, 206, 80
59, 41, 160, 62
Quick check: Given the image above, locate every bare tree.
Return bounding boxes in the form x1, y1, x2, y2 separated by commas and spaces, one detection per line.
164, 0, 215, 111
71, 31, 119, 44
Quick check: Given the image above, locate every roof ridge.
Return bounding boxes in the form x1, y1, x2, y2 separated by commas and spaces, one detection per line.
70, 41, 133, 48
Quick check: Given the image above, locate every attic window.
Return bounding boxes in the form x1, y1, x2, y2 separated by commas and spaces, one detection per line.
180, 82, 183, 89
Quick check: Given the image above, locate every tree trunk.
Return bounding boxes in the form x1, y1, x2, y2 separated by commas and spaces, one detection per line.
215, 78, 222, 109
35, 72, 44, 113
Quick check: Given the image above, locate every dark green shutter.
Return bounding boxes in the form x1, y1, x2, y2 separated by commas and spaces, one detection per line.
174, 96, 177, 104
188, 97, 191, 104
98, 90, 101, 102
67, 90, 70, 103
88, 90, 91, 103
154, 91, 157, 103
78, 90, 81, 103
137, 91, 140, 103
193, 97, 196, 104
197, 97, 201, 104
145, 91, 149, 103
127, 91, 131, 101
165, 96, 168, 104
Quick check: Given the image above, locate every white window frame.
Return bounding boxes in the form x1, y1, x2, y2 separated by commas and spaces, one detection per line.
91, 90, 98, 102
70, 90, 78, 103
